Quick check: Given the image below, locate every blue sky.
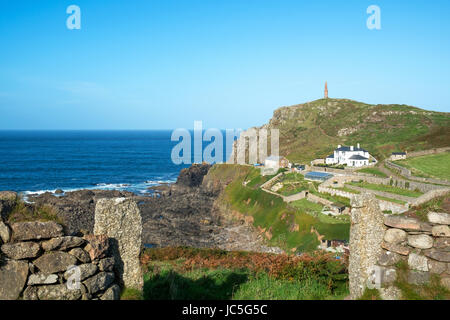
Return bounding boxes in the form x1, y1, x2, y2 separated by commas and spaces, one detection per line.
0, 0, 449, 130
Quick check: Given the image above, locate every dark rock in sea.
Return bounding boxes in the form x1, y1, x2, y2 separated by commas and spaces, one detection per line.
54, 189, 64, 195
176, 163, 212, 188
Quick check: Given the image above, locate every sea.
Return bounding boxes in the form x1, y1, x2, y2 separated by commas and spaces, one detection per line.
0, 130, 235, 196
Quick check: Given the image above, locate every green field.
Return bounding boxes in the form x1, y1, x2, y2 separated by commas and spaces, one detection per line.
309, 190, 351, 207
289, 198, 323, 216
347, 181, 424, 198
396, 152, 450, 181
356, 167, 388, 178
331, 187, 361, 194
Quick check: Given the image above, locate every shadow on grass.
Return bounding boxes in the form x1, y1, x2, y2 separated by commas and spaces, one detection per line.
143, 269, 249, 300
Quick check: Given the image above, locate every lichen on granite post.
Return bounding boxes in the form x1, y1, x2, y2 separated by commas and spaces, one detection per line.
94, 198, 143, 290
349, 192, 385, 299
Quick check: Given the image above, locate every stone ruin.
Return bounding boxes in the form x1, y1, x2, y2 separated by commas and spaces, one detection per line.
349, 192, 450, 299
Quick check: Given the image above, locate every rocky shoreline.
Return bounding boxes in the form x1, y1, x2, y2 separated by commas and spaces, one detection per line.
1, 164, 283, 255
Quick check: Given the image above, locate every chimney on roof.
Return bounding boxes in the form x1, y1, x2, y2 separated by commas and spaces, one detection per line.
338, 145, 341, 148
350, 146, 354, 151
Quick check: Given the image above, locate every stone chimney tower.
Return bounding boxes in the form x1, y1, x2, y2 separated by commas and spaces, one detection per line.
324, 81, 328, 99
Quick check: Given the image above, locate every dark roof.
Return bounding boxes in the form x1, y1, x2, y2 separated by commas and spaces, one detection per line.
326, 154, 335, 158
331, 202, 346, 209
392, 152, 406, 155
348, 155, 368, 160
335, 146, 368, 153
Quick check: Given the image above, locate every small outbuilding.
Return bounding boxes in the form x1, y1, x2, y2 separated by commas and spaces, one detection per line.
390, 152, 407, 161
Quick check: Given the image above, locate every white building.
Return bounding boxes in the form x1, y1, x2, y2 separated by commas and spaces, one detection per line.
325, 144, 373, 167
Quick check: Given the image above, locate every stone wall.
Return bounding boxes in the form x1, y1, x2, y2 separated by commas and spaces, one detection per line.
318, 185, 356, 200
406, 147, 450, 159
318, 185, 409, 214
349, 193, 450, 300
385, 160, 411, 177
412, 189, 450, 207
378, 200, 409, 215
94, 198, 143, 290
0, 220, 120, 300
306, 193, 334, 207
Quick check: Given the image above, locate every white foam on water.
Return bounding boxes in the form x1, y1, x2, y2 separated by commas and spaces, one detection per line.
20, 178, 177, 202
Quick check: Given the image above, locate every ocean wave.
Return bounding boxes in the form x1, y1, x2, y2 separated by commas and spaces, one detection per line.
20, 179, 176, 202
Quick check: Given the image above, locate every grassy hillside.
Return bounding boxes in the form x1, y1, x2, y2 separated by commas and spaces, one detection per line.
206, 164, 350, 253
247, 98, 450, 163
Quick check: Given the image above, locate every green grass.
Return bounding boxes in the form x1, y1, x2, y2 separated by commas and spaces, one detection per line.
309, 190, 351, 207
233, 273, 347, 300
375, 195, 407, 205
275, 173, 310, 196
356, 167, 388, 178
246, 174, 275, 189
331, 187, 360, 194
317, 212, 350, 224
143, 267, 348, 300
347, 181, 423, 198
144, 267, 250, 300
359, 288, 382, 300
289, 199, 323, 216
396, 152, 450, 180
140, 248, 349, 300
7, 200, 63, 225
121, 288, 143, 300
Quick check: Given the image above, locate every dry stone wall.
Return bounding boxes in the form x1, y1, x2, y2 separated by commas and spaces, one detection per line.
349, 193, 450, 300
406, 147, 450, 159
0, 220, 120, 300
